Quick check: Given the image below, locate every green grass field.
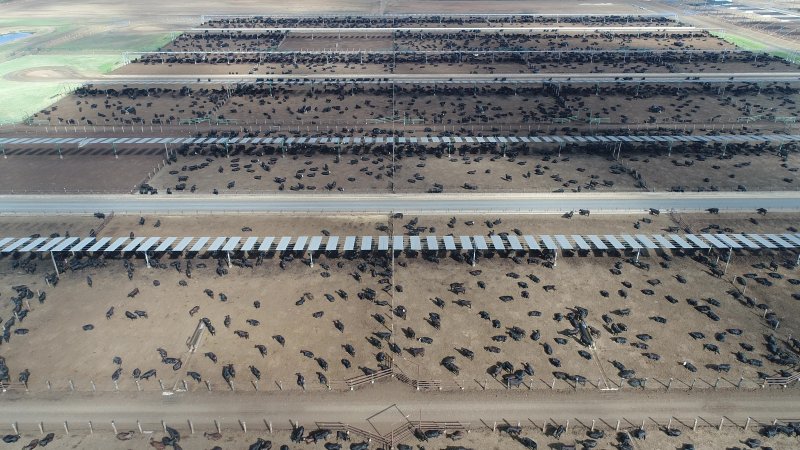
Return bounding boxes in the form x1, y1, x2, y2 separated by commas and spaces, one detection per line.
0, 18, 171, 124
0, 54, 122, 123
710, 31, 797, 61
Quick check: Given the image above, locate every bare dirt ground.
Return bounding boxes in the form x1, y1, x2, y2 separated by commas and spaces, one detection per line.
0, 154, 164, 194
0, 215, 102, 238
0, 212, 797, 397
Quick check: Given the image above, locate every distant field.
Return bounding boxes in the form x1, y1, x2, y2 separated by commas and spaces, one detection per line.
0, 14, 171, 124
0, 54, 121, 123
46, 31, 173, 53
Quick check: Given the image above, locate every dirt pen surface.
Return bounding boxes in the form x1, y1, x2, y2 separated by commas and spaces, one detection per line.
0, 154, 165, 194
5, 424, 800, 450
31, 81, 800, 131
142, 144, 799, 195
0, 212, 798, 399
1, 139, 795, 195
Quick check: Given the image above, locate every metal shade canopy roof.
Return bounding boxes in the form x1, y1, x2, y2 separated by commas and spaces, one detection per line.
189, 237, 210, 252
3, 237, 31, 253
540, 235, 558, 250
360, 236, 372, 251
293, 236, 308, 251
87, 237, 112, 252
325, 236, 339, 251
489, 235, 505, 251
507, 235, 523, 251
443, 235, 457, 251
240, 237, 259, 251
473, 235, 488, 250
5, 230, 798, 255
308, 236, 323, 252
223, 237, 242, 251
106, 237, 130, 252
587, 235, 607, 250
275, 236, 292, 251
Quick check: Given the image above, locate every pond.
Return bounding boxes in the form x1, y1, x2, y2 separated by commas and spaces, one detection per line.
0, 32, 33, 46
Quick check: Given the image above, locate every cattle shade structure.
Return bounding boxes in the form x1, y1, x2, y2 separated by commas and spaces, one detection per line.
1, 133, 799, 149
258, 237, 275, 252
155, 237, 177, 252
308, 236, 323, 252
325, 236, 339, 251
3, 233, 799, 255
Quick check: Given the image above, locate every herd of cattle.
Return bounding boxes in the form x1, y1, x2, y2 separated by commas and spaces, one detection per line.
45, 80, 797, 132
0, 212, 797, 399
201, 14, 677, 29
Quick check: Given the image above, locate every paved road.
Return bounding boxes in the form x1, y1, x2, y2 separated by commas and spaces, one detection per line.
1, 385, 798, 434
1, 192, 798, 215
30, 72, 800, 85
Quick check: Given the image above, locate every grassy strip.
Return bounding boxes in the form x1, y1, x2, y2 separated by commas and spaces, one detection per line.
709, 31, 796, 61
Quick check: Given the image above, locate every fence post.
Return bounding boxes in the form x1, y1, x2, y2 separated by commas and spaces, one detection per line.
718, 417, 724, 430
542, 419, 547, 433
693, 418, 698, 431
745, 417, 751, 431
64, 421, 69, 435
69, 380, 74, 391
738, 377, 744, 389
11, 423, 17, 435
241, 420, 246, 433
89, 421, 93, 435
215, 420, 220, 433
162, 421, 167, 434
137, 420, 142, 434
667, 378, 673, 391
667, 418, 672, 430
111, 421, 117, 434
90, 380, 96, 392
714, 377, 720, 390
189, 419, 194, 434
591, 419, 595, 431
615, 420, 620, 432
493, 421, 496, 432
269, 421, 273, 434
565, 419, 570, 433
